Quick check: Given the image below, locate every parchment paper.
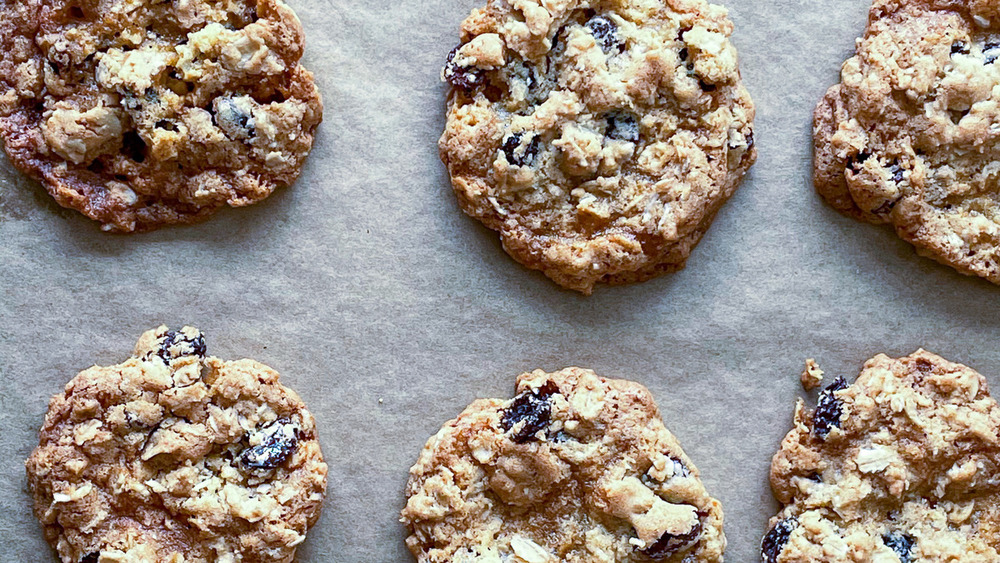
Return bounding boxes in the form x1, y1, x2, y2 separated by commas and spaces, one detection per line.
3, 0, 1000, 560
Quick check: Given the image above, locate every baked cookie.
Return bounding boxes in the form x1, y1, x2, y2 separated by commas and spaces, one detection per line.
439, 0, 755, 294
814, 0, 1000, 284
763, 350, 1000, 562
401, 367, 725, 562
25, 326, 327, 562
0, 0, 321, 232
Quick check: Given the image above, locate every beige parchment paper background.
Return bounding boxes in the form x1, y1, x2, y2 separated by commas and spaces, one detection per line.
3, 0, 1000, 560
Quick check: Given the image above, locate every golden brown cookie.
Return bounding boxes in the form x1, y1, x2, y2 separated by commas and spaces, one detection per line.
401, 367, 725, 562
764, 350, 1000, 562
814, 0, 1000, 284
0, 0, 322, 232
25, 326, 327, 562
439, 0, 756, 294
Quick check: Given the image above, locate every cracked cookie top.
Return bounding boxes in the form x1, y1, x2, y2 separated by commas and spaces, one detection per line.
25, 326, 327, 562
439, 0, 755, 293
814, 0, 1000, 284
764, 350, 1000, 563
401, 367, 725, 562
0, 0, 322, 232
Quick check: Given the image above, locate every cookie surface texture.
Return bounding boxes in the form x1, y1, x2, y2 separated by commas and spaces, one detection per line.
764, 350, 1000, 562
25, 326, 327, 562
0, 0, 322, 232
813, 0, 1000, 283
439, 0, 756, 293
401, 367, 725, 562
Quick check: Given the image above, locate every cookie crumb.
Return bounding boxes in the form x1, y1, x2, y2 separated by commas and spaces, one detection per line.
800, 358, 824, 390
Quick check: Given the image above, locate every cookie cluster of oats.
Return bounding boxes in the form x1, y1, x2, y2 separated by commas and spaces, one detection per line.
26, 327, 327, 562
439, 0, 755, 293
0, 0, 321, 232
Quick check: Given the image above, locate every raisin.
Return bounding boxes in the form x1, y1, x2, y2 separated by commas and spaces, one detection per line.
585, 15, 623, 54
883, 531, 914, 563
643, 517, 703, 559
81, 554, 100, 563
986, 42, 1000, 65
500, 381, 558, 443
500, 132, 541, 167
157, 328, 207, 362
761, 517, 797, 563
951, 40, 969, 55
443, 45, 486, 90
813, 377, 848, 439
605, 111, 640, 142
889, 160, 904, 183
746, 130, 755, 149
678, 47, 695, 71
240, 419, 300, 470
848, 151, 872, 172
213, 97, 255, 140
676, 43, 707, 85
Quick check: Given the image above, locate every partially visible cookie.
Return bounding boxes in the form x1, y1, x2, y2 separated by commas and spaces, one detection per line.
764, 350, 1000, 562
0, 0, 322, 232
25, 326, 327, 562
439, 0, 755, 293
401, 367, 725, 562
814, 0, 1000, 284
